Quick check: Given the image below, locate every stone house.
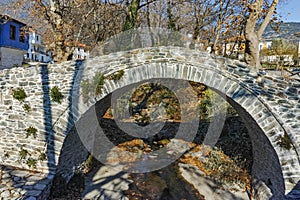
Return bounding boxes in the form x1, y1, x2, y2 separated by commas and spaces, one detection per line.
0, 14, 28, 69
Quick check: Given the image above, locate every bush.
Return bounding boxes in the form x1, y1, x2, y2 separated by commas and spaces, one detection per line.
4, 152, 10, 158
26, 158, 37, 168
12, 88, 27, 102
107, 70, 125, 81
84, 154, 95, 174
22, 63, 30, 67
19, 147, 29, 160
50, 86, 64, 104
38, 152, 47, 161
94, 73, 105, 95
25, 126, 37, 138
276, 133, 293, 150
180, 145, 250, 189
23, 104, 31, 112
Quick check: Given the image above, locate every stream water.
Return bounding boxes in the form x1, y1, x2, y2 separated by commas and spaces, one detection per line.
124, 162, 204, 200
49, 116, 252, 200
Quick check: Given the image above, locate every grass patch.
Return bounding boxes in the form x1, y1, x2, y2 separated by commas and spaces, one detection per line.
23, 104, 31, 112
276, 133, 293, 150
26, 158, 37, 168
19, 147, 29, 160
25, 126, 37, 138
12, 88, 27, 102
38, 152, 47, 161
50, 86, 64, 103
180, 145, 250, 190
107, 70, 125, 81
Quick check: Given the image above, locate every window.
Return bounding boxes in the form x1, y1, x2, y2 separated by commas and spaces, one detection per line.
36, 35, 39, 41
10, 25, 16, 40
19, 27, 25, 43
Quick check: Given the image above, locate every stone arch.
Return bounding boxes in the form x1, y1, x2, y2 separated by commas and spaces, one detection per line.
53, 47, 300, 198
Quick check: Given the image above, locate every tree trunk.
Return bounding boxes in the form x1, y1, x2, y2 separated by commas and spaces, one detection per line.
47, 0, 73, 62
212, 0, 224, 54
212, 24, 221, 54
244, 1, 262, 70
52, 43, 73, 62
244, 0, 279, 70
245, 31, 260, 69
123, 0, 140, 31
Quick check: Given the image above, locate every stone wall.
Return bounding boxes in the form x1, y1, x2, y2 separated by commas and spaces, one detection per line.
0, 62, 78, 174
0, 47, 26, 69
0, 46, 299, 197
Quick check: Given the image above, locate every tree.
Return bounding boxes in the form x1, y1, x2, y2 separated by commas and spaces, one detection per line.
189, 0, 217, 47
260, 39, 298, 71
212, 0, 234, 54
2, 0, 125, 62
123, 0, 158, 31
2, 0, 284, 66
244, 0, 279, 69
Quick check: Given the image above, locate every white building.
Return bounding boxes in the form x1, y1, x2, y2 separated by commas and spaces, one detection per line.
25, 28, 52, 63
261, 54, 295, 65
72, 44, 89, 60
259, 40, 272, 51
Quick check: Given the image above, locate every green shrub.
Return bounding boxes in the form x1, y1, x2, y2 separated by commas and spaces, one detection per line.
26, 158, 37, 168
84, 154, 95, 174
12, 88, 27, 102
94, 73, 105, 95
22, 63, 30, 67
199, 89, 232, 120
19, 148, 29, 160
107, 70, 125, 81
23, 104, 31, 112
4, 152, 10, 158
50, 86, 64, 104
276, 133, 293, 150
38, 152, 47, 161
25, 126, 37, 138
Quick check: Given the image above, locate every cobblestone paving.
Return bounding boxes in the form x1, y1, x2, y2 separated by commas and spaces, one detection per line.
0, 165, 52, 200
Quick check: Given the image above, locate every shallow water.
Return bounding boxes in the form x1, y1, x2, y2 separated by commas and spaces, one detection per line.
124, 162, 205, 200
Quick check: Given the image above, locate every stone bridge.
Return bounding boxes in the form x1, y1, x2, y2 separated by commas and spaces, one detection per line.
0, 46, 299, 199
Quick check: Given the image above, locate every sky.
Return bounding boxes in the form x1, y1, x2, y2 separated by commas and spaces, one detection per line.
277, 0, 300, 22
